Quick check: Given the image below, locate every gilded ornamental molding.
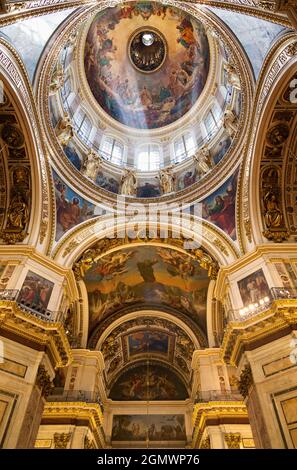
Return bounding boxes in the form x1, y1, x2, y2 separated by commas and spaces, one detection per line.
192, 401, 248, 448
43, 401, 105, 448
0, 300, 72, 367
221, 300, 297, 365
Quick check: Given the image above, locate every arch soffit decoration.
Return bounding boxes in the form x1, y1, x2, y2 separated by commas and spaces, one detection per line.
239, 33, 297, 251
51, 215, 240, 268
95, 310, 199, 389
0, 1, 291, 29
0, 38, 52, 250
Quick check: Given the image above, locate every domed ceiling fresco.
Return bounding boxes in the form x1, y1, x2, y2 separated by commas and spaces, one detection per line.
83, 246, 210, 336
84, 2, 210, 129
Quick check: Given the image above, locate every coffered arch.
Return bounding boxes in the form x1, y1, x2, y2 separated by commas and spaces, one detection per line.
0, 38, 52, 250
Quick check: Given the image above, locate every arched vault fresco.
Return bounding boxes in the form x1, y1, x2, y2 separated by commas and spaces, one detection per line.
80, 245, 211, 338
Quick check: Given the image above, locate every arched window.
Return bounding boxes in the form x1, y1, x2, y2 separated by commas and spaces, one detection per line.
136, 144, 161, 171
99, 136, 124, 165
61, 76, 71, 103
204, 109, 219, 138
73, 110, 92, 144
174, 133, 197, 162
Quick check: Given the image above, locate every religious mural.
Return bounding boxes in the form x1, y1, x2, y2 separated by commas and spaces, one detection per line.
238, 269, 271, 307
84, 2, 210, 129
109, 363, 188, 400
112, 414, 186, 441
53, 171, 105, 241
127, 330, 169, 357
18, 271, 54, 311
212, 134, 232, 165
202, 168, 238, 240
84, 246, 210, 334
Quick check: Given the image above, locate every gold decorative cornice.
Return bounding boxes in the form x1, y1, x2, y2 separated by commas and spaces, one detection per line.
36, 364, 54, 398
215, 243, 297, 299
192, 401, 247, 448
221, 300, 297, 365
0, 245, 78, 301
0, 1, 290, 29
0, 301, 72, 368
43, 401, 105, 449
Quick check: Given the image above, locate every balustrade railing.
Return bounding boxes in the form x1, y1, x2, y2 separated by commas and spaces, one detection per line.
228, 287, 297, 322
0, 289, 59, 322
49, 389, 103, 407
194, 390, 242, 403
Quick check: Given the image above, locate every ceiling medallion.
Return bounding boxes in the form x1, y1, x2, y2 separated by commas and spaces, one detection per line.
129, 28, 167, 73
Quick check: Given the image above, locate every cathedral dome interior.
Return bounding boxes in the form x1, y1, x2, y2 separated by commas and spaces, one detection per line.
0, 0, 297, 454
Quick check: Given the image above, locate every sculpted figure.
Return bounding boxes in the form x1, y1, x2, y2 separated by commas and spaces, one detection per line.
224, 63, 241, 90
82, 149, 102, 181
159, 167, 175, 194
264, 191, 283, 228
49, 63, 64, 94
222, 109, 238, 138
7, 193, 29, 230
193, 146, 212, 176
55, 112, 74, 146
121, 169, 137, 196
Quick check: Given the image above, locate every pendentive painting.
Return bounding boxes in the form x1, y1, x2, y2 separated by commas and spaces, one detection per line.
202, 168, 238, 240
238, 269, 271, 306
84, 2, 210, 129
53, 171, 105, 241
112, 414, 186, 442
84, 246, 210, 334
18, 271, 54, 311
109, 363, 188, 401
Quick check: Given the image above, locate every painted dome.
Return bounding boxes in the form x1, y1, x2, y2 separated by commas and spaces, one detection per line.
84, 3, 210, 130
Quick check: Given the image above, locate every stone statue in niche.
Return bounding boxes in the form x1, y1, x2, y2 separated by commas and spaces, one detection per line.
82, 149, 102, 181
193, 145, 213, 176
263, 190, 283, 228
121, 169, 137, 196
49, 62, 64, 94
224, 63, 241, 90
159, 167, 175, 194
7, 193, 29, 230
55, 112, 74, 147
222, 109, 238, 138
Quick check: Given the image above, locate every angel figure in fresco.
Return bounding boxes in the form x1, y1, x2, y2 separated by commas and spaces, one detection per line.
121, 169, 137, 196
140, 86, 153, 108
82, 149, 102, 181
92, 251, 134, 279
157, 249, 195, 279
176, 18, 196, 49
193, 145, 213, 176
55, 112, 74, 147
159, 167, 175, 194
